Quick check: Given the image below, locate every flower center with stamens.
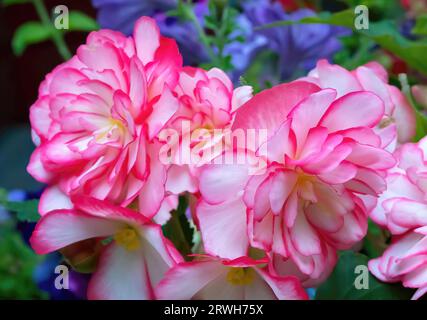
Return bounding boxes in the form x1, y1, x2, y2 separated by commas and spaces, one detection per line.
226, 268, 255, 286
95, 118, 125, 142
114, 226, 140, 251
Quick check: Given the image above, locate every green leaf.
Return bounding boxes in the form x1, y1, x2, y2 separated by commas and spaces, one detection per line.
2, 0, 30, 6
414, 109, 427, 141
360, 21, 427, 77
315, 251, 415, 300
12, 21, 52, 56
68, 11, 99, 32
412, 15, 427, 36
363, 219, 389, 258
0, 226, 47, 299
256, 9, 354, 30
162, 195, 194, 260
1, 199, 40, 222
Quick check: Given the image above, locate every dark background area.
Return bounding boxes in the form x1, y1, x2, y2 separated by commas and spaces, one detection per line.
0, 0, 94, 191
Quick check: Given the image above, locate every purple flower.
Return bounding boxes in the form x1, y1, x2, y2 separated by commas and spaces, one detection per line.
154, 2, 211, 65
91, 0, 210, 65
92, 0, 176, 35
223, 13, 268, 81
244, 1, 349, 80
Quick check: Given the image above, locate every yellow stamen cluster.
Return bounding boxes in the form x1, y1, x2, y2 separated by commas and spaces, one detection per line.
114, 226, 140, 251
226, 267, 256, 286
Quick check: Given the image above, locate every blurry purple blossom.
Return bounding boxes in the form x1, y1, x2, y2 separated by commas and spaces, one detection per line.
154, 1, 211, 65
92, 0, 177, 35
223, 13, 268, 81
244, 0, 349, 80
91, 0, 210, 65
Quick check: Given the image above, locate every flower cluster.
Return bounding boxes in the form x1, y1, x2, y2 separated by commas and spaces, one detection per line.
27, 16, 426, 300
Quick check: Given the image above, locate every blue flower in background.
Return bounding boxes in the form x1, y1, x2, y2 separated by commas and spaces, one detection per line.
154, 1, 211, 65
92, 0, 177, 35
92, 0, 210, 65
244, 0, 349, 80
223, 13, 268, 81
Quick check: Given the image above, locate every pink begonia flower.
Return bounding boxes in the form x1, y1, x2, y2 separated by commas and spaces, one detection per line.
158, 66, 253, 195
369, 137, 427, 299
30, 195, 182, 300
302, 59, 416, 150
156, 255, 308, 300
27, 16, 182, 218
197, 80, 396, 284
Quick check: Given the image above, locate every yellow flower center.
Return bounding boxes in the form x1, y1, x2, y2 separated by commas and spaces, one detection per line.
226, 268, 255, 286
96, 118, 125, 142
114, 226, 140, 251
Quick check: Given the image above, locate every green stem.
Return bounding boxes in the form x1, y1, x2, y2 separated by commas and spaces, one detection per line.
170, 210, 192, 258
184, 2, 219, 66
32, 0, 71, 60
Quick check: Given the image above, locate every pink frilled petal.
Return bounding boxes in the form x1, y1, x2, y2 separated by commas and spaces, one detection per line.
29, 96, 52, 141
72, 195, 149, 225
197, 198, 249, 259
30, 209, 120, 254
133, 16, 160, 66
146, 85, 179, 139
156, 260, 226, 300
290, 211, 322, 256
363, 61, 388, 82
389, 199, 427, 229
346, 143, 396, 170
388, 85, 416, 143
199, 162, 250, 205
153, 195, 177, 225
232, 85, 253, 112
232, 81, 320, 138
260, 120, 293, 162
165, 165, 198, 195
39, 186, 73, 215
27, 147, 53, 183
311, 59, 362, 97
138, 143, 167, 218
319, 91, 385, 132
128, 57, 147, 119
290, 89, 337, 154
273, 243, 337, 287
207, 68, 233, 92
77, 42, 124, 88
355, 66, 394, 115
255, 268, 308, 300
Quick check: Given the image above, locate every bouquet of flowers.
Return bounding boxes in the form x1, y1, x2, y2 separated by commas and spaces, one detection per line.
2, 0, 427, 300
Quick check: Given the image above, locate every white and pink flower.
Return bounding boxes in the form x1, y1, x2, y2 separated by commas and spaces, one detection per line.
156, 255, 308, 300
158, 66, 253, 195
197, 80, 396, 283
30, 195, 182, 300
303, 59, 416, 150
369, 137, 427, 299
27, 17, 182, 217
